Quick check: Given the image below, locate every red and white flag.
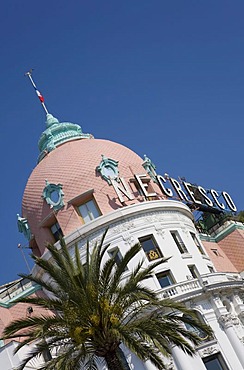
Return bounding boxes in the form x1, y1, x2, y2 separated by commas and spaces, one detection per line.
25, 69, 49, 113
35, 89, 44, 103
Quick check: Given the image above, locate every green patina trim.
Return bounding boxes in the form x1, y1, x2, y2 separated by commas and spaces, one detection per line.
199, 222, 244, 243
142, 154, 157, 182
42, 179, 64, 211
214, 222, 244, 242
0, 284, 41, 308
199, 234, 217, 243
17, 214, 32, 241
38, 114, 93, 162
96, 155, 119, 184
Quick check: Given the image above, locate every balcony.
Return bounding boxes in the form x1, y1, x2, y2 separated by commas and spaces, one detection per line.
159, 272, 243, 301
0, 278, 39, 306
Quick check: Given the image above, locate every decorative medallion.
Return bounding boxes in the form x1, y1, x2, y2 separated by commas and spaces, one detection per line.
146, 248, 162, 261
96, 155, 119, 184
42, 180, 64, 210
17, 214, 32, 241
142, 154, 157, 182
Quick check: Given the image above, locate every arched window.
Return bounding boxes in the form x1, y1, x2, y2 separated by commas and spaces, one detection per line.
183, 311, 211, 342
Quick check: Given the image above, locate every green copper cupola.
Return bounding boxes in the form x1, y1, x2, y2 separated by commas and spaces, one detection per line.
38, 113, 93, 162
24, 71, 93, 162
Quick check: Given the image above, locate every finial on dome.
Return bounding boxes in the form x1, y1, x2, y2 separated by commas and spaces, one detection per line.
25, 69, 49, 114
46, 113, 59, 128
38, 117, 93, 163
24, 70, 94, 163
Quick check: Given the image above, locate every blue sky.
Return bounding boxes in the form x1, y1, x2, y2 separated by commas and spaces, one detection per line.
1, 0, 244, 285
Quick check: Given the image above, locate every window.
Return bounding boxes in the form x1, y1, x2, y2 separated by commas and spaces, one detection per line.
188, 265, 199, 279
171, 231, 188, 254
188, 265, 198, 279
50, 222, 63, 242
108, 248, 127, 269
211, 248, 219, 256
139, 235, 162, 261
190, 232, 205, 255
208, 265, 215, 273
77, 199, 100, 224
156, 270, 174, 288
203, 353, 228, 370
184, 311, 211, 343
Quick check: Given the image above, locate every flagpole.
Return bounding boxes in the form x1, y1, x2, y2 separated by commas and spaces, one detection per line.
17, 243, 31, 273
25, 69, 49, 114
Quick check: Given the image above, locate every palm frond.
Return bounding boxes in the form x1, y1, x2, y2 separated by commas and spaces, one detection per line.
3, 230, 212, 370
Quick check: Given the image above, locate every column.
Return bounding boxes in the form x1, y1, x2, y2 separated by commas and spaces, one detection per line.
218, 314, 244, 368
144, 357, 174, 370
231, 293, 244, 317
144, 360, 159, 370
170, 345, 193, 370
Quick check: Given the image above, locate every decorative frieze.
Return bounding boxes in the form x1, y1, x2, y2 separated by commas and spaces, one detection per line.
145, 213, 168, 224
122, 231, 135, 246
178, 214, 191, 223
154, 223, 165, 238
181, 227, 188, 234
111, 220, 135, 235
199, 345, 218, 357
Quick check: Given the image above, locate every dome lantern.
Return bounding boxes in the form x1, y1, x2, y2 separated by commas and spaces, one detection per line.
37, 113, 92, 162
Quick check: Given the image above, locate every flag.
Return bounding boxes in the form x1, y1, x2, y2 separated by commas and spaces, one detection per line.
35, 89, 44, 103
25, 70, 48, 112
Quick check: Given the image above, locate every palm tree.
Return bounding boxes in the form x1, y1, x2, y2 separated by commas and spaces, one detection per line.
3, 230, 212, 370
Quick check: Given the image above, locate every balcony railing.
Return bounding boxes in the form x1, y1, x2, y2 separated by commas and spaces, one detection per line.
159, 272, 243, 300
160, 279, 202, 299
0, 278, 37, 303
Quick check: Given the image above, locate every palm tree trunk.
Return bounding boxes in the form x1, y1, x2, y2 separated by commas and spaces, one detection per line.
105, 347, 130, 370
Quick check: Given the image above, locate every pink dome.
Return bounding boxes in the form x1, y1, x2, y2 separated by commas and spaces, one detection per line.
22, 138, 155, 255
